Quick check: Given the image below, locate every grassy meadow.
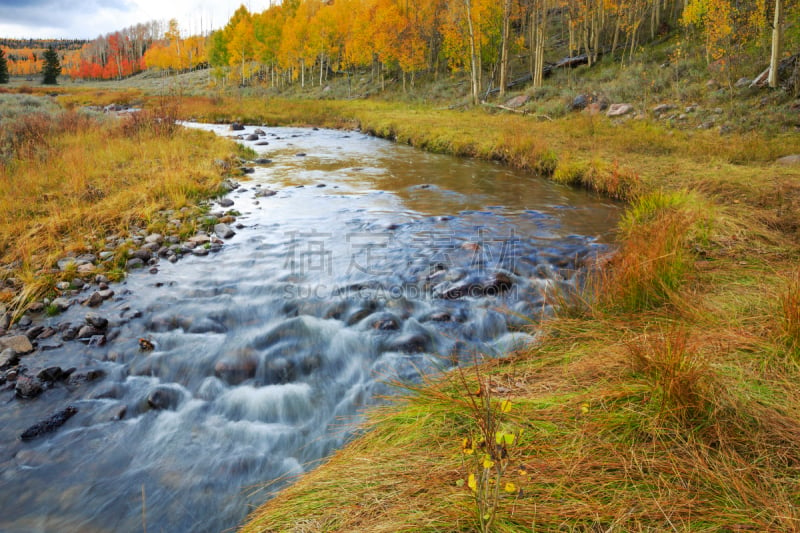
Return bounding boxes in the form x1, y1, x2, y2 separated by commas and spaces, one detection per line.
1, 43, 799, 531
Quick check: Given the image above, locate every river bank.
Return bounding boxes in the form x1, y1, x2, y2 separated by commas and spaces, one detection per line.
161, 101, 800, 530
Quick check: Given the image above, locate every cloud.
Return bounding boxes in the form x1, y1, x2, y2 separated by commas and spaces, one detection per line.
0, 0, 272, 39
0, 0, 136, 38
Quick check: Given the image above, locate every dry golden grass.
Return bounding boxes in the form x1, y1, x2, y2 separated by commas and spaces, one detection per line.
780, 269, 800, 356
0, 98, 242, 313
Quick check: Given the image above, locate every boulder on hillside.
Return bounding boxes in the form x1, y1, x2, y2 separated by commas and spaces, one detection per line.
571, 94, 589, 111
776, 154, 800, 166
607, 103, 634, 117
504, 95, 530, 109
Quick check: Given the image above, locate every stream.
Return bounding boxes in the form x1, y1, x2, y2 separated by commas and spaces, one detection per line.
0, 125, 619, 532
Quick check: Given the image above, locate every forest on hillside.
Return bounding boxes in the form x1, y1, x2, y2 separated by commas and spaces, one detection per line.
2, 1, 797, 97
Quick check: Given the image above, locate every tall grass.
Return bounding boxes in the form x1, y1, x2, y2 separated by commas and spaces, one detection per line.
627, 328, 712, 425
780, 270, 800, 356
594, 191, 703, 312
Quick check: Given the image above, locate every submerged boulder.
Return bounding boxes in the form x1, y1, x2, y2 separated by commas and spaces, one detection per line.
15, 376, 43, 399
20, 405, 78, 441
146, 385, 184, 411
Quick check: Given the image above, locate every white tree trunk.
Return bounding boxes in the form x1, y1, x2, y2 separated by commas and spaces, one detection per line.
769, 0, 784, 88
464, 0, 480, 104
499, 0, 512, 97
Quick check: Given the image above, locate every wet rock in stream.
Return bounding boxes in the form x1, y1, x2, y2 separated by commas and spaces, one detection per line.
434, 271, 514, 299
19, 405, 78, 441
146, 385, 185, 410
0, 335, 34, 355
37, 366, 75, 383
215, 351, 258, 385
0, 349, 19, 370
15, 376, 43, 399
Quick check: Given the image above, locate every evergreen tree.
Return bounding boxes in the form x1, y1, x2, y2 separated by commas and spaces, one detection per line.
0, 48, 9, 84
41, 47, 61, 85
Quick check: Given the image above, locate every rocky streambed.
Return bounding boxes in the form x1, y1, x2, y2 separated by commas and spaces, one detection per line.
0, 125, 619, 532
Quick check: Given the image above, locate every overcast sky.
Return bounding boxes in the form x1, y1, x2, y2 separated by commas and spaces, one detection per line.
0, 0, 276, 40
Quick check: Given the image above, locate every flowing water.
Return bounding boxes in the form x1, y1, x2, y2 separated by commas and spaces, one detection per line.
0, 125, 619, 532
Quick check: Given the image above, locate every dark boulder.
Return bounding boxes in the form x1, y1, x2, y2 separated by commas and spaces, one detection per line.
15, 376, 43, 399
85, 313, 109, 330
77, 325, 103, 339
263, 356, 296, 384
68, 369, 106, 385
130, 249, 152, 262
436, 272, 513, 299
20, 405, 78, 440
0, 348, 19, 370
214, 223, 236, 239
387, 333, 432, 354
36, 366, 75, 383
214, 353, 257, 385
146, 385, 183, 410
571, 94, 589, 110
25, 325, 45, 340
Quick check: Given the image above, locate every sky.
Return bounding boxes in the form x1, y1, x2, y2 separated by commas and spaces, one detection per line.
0, 0, 276, 40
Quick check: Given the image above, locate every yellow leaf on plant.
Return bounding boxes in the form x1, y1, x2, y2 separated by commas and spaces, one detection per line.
504, 482, 517, 493
500, 399, 512, 413
483, 457, 495, 469
468, 473, 477, 491
495, 431, 515, 445
581, 402, 590, 414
